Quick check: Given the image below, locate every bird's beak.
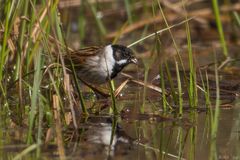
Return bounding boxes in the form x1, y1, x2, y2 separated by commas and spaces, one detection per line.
130, 57, 138, 64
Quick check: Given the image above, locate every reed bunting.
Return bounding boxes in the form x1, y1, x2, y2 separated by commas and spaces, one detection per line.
64, 44, 137, 84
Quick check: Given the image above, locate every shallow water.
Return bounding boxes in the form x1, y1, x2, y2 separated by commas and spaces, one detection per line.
1, 102, 240, 160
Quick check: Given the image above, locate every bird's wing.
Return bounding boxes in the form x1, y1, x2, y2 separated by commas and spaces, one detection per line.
65, 46, 104, 65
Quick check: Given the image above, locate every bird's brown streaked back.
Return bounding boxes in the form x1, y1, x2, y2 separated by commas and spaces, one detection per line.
64, 46, 104, 65
69, 46, 104, 57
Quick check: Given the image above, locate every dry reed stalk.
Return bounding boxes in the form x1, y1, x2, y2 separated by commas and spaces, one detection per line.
53, 95, 66, 160
106, 3, 240, 39
114, 79, 129, 97
121, 73, 163, 93
63, 73, 78, 128
45, 128, 53, 144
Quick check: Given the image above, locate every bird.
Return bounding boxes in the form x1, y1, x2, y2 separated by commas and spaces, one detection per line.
64, 44, 137, 85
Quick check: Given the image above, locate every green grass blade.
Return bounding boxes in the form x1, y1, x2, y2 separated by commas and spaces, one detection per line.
124, 0, 133, 24
13, 144, 41, 160
27, 50, 43, 144
87, 1, 106, 36
175, 62, 182, 115
212, 0, 228, 57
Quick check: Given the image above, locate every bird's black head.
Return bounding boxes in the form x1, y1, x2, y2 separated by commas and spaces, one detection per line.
111, 44, 137, 66
110, 44, 137, 79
